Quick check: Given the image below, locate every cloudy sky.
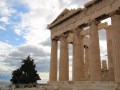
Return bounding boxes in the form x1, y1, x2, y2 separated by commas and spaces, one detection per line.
0, 0, 111, 83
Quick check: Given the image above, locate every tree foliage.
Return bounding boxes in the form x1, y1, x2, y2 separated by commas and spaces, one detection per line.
11, 55, 41, 84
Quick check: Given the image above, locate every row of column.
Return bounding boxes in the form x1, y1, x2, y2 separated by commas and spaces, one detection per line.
49, 34, 69, 81
49, 11, 120, 82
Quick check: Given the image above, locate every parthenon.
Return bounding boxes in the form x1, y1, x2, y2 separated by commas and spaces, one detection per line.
47, 0, 120, 89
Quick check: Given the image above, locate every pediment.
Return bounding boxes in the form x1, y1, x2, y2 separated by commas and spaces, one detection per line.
51, 8, 70, 24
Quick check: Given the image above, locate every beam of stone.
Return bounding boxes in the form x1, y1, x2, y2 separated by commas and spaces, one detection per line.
67, 22, 108, 44
81, 22, 108, 36
106, 26, 114, 81
111, 12, 120, 82
59, 34, 69, 81
89, 20, 101, 81
73, 28, 85, 81
49, 39, 58, 81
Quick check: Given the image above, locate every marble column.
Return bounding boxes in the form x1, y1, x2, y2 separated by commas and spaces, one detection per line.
111, 12, 120, 82
89, 20, 101, 81
106, 26, 114, 81
73, 28, 85, 81
84, 45, 90, 80
49, 39, 58, 81
59, 34, 69, 81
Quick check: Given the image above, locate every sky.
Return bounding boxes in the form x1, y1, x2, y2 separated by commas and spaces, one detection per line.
0, 0, 111, 83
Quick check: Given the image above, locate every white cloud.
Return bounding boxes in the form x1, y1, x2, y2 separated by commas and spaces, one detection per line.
0, 62, 14, 72
0, 17, 9, 24
0, 42, 14, 78
14, 29, 21, 35
13, 0, 91, 45
17, 0, 91, 45
0, 41, 12, 52
0, 0, 16, 16
37, 72, 49, 83
0, 42, 13, 59
0, 0, 6, 7
0, 26, 6, 30
99, 40, 107, 57
13, 0, 61, 44
58, 0, 90, 10
0, 0, 16, 32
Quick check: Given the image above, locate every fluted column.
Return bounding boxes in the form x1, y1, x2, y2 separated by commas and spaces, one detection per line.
49, 39, 58, 81
84, 45, 90, 80
73, 28, 85, 81
106, 26, 114, 81
59, 34, 69, 81
111, 12, 120, 82
89, 20, 101, 81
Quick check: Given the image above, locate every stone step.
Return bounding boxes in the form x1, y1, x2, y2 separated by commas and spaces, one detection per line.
45, 81, 120, 90
45, 86, 119, 90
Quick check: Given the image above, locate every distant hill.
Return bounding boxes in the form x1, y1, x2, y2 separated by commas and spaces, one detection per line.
0, 81, 10, 86
0, 81, 10, 89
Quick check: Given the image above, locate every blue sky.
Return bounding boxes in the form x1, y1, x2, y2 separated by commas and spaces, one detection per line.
0, 0, 29, 46
0, 0, 109, 83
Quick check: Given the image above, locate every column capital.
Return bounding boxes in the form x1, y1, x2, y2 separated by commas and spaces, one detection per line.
88, 19, 100, 26
73, 27, 83, 39
60, 33, 68, 39
73, 28, 79, 35
73, 27, 83, 33
75, 27, 83, 31
52, 36, 59, 41
105, 25, 112, 31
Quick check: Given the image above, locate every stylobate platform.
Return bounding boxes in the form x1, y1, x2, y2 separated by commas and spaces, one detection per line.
40, 81, 120, 90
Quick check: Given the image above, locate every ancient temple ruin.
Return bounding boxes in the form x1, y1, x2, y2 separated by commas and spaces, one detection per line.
47, 0, 120, 89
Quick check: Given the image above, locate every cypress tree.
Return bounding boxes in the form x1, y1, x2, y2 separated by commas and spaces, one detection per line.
11, 55, 41, 84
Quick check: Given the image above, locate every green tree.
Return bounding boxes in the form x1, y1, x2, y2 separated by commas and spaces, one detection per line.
11, 55, 41, 84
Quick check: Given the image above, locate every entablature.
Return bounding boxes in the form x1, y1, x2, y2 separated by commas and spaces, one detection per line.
48, 0, 120, 40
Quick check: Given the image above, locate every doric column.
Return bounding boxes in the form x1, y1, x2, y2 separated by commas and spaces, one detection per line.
89, 20, 101, 81
73, 28, 85, 81
111, 11, 120, 82
106, 26, 114, 81
84, 45, 90, 81
59, 34, 69, 81
49, 39, 58, 81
